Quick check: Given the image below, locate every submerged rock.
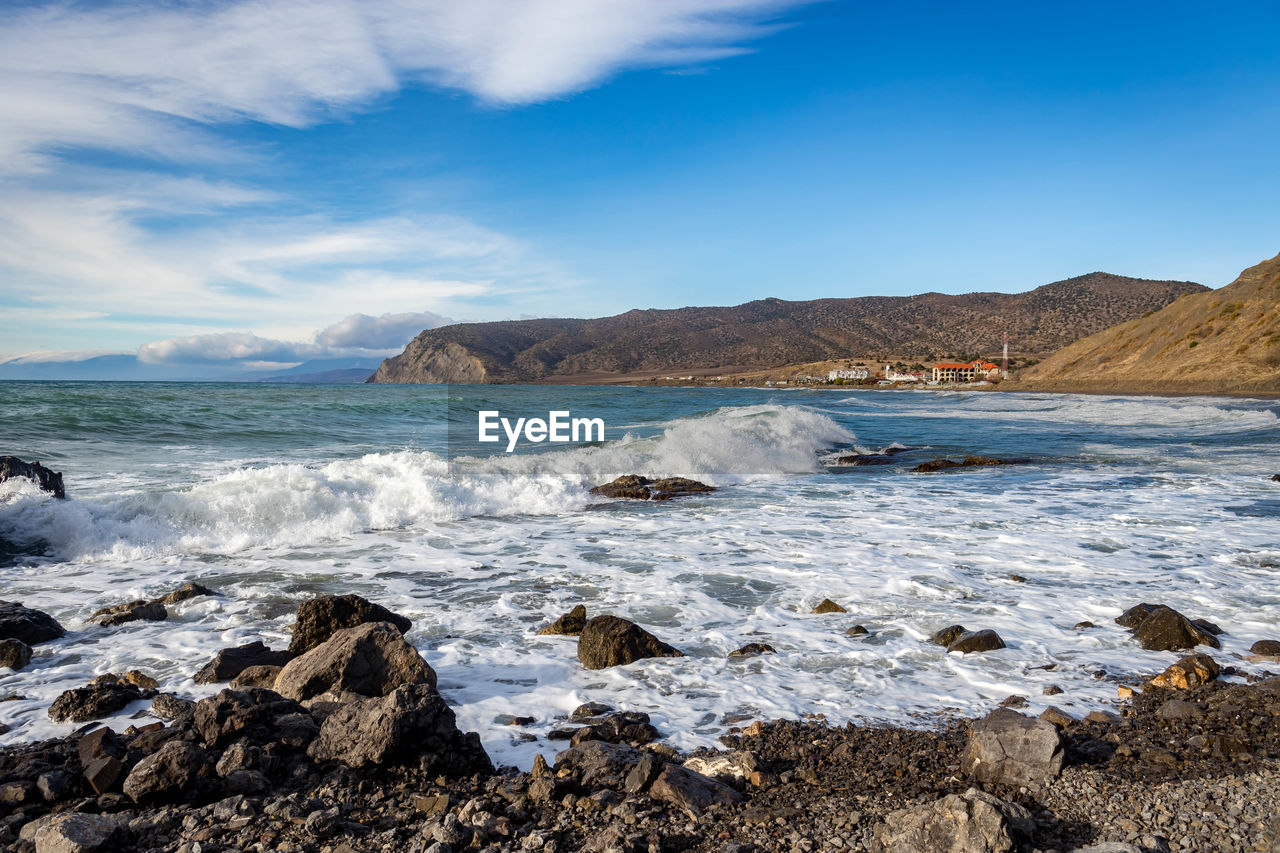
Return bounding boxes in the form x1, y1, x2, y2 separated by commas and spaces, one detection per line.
288, 593, 412, 654
0, 456, 65, 498
273, 620, 436, 701
728, 642, 776, 657
194, 640, 295, 684
0, 600, 65, 644
89, 599, 167, 627
155, 581, 217, 605
588, 474, 715, 501
947, 629, 1007, 654
577, 615, 684, 670
930, 625, 968, 647
912, 456, 1027, 473
810, 599, 847, 614
537, 604, 588, 636
962, 707, 1064, 788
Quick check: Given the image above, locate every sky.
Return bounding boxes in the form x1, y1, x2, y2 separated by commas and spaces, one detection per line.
2, 0, 1279, 376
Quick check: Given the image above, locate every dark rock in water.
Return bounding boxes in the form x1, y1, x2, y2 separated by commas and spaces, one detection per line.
288, 593, 412, 654
1271, 474, 1280, 482
930, 624, 968, 646
122, 740, 206, 803
569, 711, 660, 748
1009, 574, 1027, 583
577, 615, 684, 670
570, 701, 614, 721
810, 599, 847, 614
0, 600, 65, 644
912, 458, 962, 473
648, 762, 743, 818
947, 629, 1006, 654
1115, 602, 1158, 630
845, 625, 870, 636
728, 642, 776, 657
962, 707, 1065, 788
89, 599, 167, 627
1073, 621, 1096, 630
92, 669, 158, 690
1042, 684, 1064, 696
274, 620, 437, 701
1251, 639, 1280, 656
537, 604, 587, 636
149, 693, 196, 721
588, 474, 715, 501
194, 640, 295, 684
1191, 617, 1223, 636
1131, 606, 1220, 651
230, 664, 283, 688
49, 679, 153, 722
830, 454, 894, 466
155, 581, 217, 605
999, 694, 1029, 708
308, 682, 493, 775
872, 787, 1033, 853
0, 456, 66, 498
0, 637, 32, 670
193, 687, 307, 748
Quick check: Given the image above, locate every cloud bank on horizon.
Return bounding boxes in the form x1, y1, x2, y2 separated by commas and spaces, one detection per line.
0, 0, 806, 372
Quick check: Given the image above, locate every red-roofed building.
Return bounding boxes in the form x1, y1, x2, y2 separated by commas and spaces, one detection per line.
932, 360, 1004, 383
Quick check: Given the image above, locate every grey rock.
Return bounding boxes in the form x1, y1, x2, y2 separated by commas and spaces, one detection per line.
273, 620, 436, 701
647, 762, 743, 817
554, 740, 645, 788
229, 664, 283, 688
0, 637, 32, 670
1157, 699, 1207, 720
49, 681, 150, 722
577, 614, 684, 670
122, 739, 206, 803
20, 813, 121, 853
623, 752, 663, 794
193, 640, 294, 684
872, 787, 1033, 853
288, 593, 411, 654
149, 693, 195, 721
37, 769, 75, 802
962, 707, 1064, 788
0, 600, 65, 644
192, 687, 307, 748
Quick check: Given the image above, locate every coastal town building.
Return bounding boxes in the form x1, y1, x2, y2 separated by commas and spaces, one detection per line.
884, 365, 925, 382
931, 360, 1003, 383
828, 368, 870, 381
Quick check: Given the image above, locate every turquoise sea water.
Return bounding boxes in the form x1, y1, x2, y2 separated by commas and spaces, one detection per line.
1, 382, 1278, 767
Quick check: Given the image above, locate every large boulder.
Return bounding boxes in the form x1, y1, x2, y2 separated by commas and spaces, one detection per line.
122, 739, 206, 803
18, 813, 122, 852
1129, 606, 1219, 651
589, 475, 715, 501
194, 640, 295, 684
0, 456, 65, 498
273, 621, 436, 701
288, 593, 412, 655
0, 600, 65, 644
89, 599, 166, 627
577, 615, 684, 670
961, 708, 1065, 788
49, 680, 152, 723
307, 682, 492, 775
647, 762, 743, 817
192, 687, 308, 748
872, 788, 1033, 853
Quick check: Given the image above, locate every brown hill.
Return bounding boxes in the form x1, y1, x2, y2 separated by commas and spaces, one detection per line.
369, 273, 1206, 384
1011, 251, 1280, 395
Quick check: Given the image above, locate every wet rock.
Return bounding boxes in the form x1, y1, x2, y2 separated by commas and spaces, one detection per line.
728, 642, 776, 657
571, 701, 614, 721
1250, 639, 1280, 656
912, 457, 1025, 474
871, 787, 1033, 853
912, 458, 962, 473
274, 620, 436, 701
588, 474, 715, 501
577, 615, 684, 670
810, 599, 847, 614
1130, 606, 1219, 651
0, 600, 65, 644
0, 456, 65, 498
122, 739, 206, 803
962, 708, 1065, 788
19, 813, 122, 852
569, 710, 660, 747
230, 664, 283, 688
648, 762, 742, 817
192, 687, 307, 748
1042, 685, 1064, 696
536, 604, 587, 636
0, 637, 32, 670
307, 682, 493, 775
947, 629, 1006, 654
193, 640, 295, 684
288, 593, 412, 654
49, 680, 152, 722
930, 625, 968, 646
846, 625, 870, 636
1073, 621, 1096, 630
149, 693, 195, 721
154, 581, 216, 605
1115, 603, 1158, 630
89, 599, 167, 627
91, 669, 158, 690
1147, 653, 1219, 690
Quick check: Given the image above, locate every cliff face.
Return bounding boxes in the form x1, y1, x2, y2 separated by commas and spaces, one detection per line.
369, 273, 1207, 384
1012, 251, 1280, 394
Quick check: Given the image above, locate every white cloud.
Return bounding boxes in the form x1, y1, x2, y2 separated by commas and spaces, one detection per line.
138, 332, 321, 365
317, 311, 452, 349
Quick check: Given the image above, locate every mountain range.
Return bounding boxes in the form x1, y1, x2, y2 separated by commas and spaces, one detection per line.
369, 273, 1207, 384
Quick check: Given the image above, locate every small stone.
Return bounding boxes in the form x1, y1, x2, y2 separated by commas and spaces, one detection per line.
946, 629, 1006, 654
1073, 621, 1096, 630
1118, 685, 1136, 699
1042, 684, 1064, 696
0, 637, 32, 670
811, 599, 847, 614
999, 695, 1028, 708
845, 625, 870, 636
728, 642, 776, 658
155, 582, 216, 605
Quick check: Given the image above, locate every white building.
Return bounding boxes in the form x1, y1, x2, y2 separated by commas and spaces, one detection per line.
828, 368, 870, 381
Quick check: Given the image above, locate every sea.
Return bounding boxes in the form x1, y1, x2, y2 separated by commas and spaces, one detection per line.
1, 381, 1278, 769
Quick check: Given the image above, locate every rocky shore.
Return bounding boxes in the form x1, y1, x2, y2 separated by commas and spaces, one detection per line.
1, 583, 1279, 853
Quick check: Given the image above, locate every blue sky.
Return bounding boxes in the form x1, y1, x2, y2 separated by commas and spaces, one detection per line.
1, 0, 1279, 374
